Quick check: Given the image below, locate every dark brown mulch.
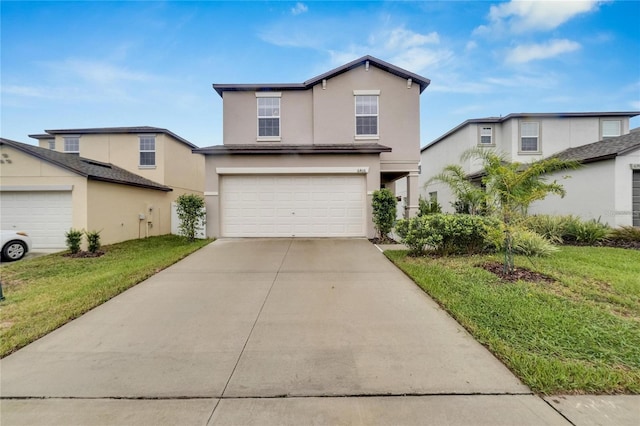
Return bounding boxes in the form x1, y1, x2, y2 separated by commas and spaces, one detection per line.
481, 261, 555, 283
369, 237, 398, 245
599, 240, 640, 250
64, 251, 105, 258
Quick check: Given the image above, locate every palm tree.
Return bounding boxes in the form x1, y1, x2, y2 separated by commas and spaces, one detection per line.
461, 148, 580, 274
425, 164, 487, 215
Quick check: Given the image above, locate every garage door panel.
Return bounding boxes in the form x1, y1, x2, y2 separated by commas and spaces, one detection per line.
1, 191, 71, 249
221, 175, 366, 237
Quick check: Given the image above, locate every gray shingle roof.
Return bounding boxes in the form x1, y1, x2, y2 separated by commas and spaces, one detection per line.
213, 55, 431, 96
28, 126, 198, 149
194, 143, 392, 155
0, 138, 172, 192
551, 131, 640, 163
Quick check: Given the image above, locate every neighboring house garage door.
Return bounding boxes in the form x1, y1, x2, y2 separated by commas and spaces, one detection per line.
0, 191, 72, 249
634, 171, 640, 227
221, 175, 366, 237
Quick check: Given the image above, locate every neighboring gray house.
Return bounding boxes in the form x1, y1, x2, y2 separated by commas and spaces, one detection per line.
530, 131, 640, 227
195, 55, 430, 238
420, 112, 640, 226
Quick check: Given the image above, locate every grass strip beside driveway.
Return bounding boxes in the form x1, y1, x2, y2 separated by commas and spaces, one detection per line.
0, 235, 211, 358
386, 246, 640, 395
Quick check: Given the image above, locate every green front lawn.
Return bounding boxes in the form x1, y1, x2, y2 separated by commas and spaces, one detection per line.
386, 246, 640, 395
0, 235, 211, 358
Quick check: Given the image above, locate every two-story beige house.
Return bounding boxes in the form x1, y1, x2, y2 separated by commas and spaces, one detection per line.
194, 56, 430, 238
420, 112, 640, 226
0, 127, 204, 248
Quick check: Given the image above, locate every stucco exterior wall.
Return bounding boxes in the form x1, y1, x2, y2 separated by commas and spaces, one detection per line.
613, 149, 640, 226
203, 153, 382, 238
163, 135, 205, 192
0, 145, 88, 231
86, 181, 172, 245
312, 66, 421, 166
528, 160, 616, 224
222, 90, 314, 145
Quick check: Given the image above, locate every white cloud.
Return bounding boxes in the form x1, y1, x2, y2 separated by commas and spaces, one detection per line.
291, 2, 308, 16
505, 39, 581, 64
326, 26, 450, 75
45, 59, 156, 85
384, 27, 439, 50
476, 0, 604, 34
465, 40, 478, 51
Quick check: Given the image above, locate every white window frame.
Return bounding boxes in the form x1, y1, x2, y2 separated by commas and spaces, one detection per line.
48, 140, 56, 150
63, 136, 80, 153
354, 90, 380, 140
519, 121, 540, 153
478, 125, 494, 146
601, 119, 621, 139
139, 135, 156, 168
256, 92, 281, 141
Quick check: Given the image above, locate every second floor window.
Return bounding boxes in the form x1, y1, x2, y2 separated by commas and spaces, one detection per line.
520, 122, 539, 152
257, 97, 280, 138
139, 136, 156, 167
479, 126, 493, 145
64, 137, 79, 153
48, 140, 56, 150
355, 95, 378, 137
602, 120, 621, 139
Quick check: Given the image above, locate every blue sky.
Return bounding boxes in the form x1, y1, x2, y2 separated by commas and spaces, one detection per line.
2, 0, 639, 148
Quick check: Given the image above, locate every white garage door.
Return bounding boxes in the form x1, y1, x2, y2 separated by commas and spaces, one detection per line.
0, 191, 72, 249
221, 175, 366, 237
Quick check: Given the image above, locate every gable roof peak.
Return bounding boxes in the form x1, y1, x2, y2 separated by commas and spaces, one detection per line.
212, 55, 431, 97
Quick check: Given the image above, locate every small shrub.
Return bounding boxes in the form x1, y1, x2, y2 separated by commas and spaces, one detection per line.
418, 196, 442, 216
85, 230, 101, 253
512, 229, 559, 257
565, 218, 611, 245
176, 194, 207, 242
607, 226, 640, 242
372, 189, 397, 240
522, 215, 568, 244
65, 228, 83, 254
396, 214, 499, 256
395, 216, 443, 255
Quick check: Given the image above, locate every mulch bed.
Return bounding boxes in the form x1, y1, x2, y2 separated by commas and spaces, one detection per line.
369, 238, 399, 245
64, 251, 105, 258
480, 261, 555, 283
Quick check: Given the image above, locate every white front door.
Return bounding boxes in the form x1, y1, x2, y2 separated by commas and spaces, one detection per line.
221, 175, 366, 237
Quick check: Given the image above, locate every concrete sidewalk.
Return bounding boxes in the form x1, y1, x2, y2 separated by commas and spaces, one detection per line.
1, 239, 636, 425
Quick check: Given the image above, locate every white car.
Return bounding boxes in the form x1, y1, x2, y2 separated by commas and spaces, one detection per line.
1, 230, 33, 262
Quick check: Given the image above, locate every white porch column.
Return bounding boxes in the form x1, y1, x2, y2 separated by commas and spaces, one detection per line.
404, 172, 419, 218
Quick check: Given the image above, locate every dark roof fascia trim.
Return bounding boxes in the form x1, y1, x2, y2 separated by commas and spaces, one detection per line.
87, 176, 173, 192
304, 55, 431, 93
212, 83, 307, 96
41, 127, 198, 149
421, 111, 640, 152
193, 145, 392, 156
213, 55, 431, 97
27, 133, 54, 140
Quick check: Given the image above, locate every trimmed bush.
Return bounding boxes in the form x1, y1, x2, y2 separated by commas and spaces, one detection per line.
372, 188, 397, 240
522, 215, 569, 244
65, 228, 83, 254
176, 194, 207, 242
396, 214, 499, 256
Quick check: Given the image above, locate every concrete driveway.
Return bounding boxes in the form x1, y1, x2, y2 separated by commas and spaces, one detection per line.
1, 239, 569, 425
